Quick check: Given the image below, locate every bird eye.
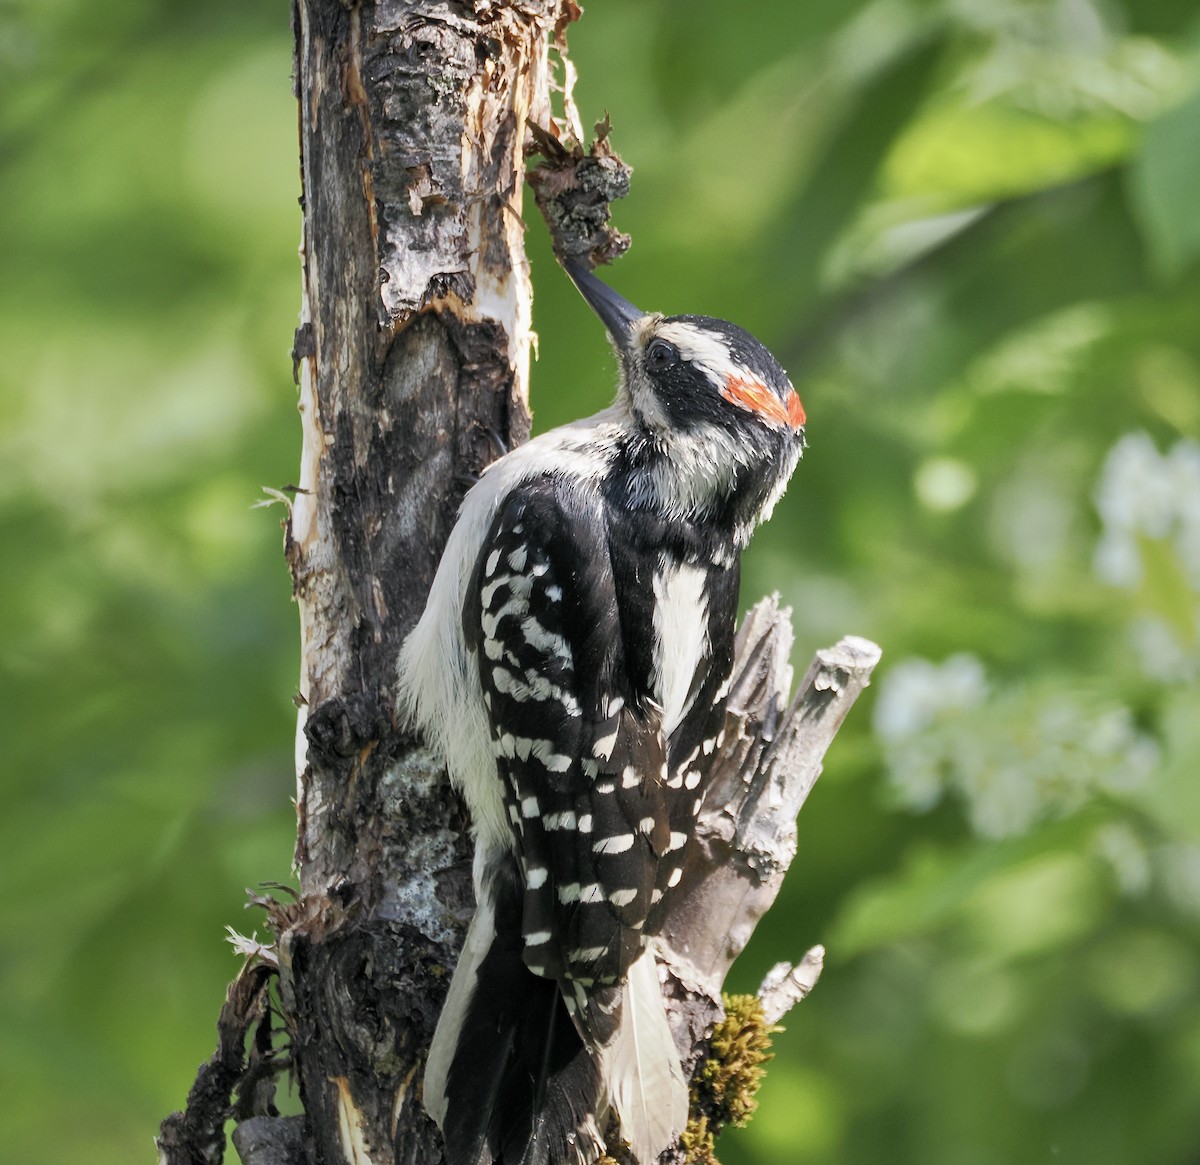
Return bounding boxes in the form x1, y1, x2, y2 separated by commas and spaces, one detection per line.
645, 338, 679, 372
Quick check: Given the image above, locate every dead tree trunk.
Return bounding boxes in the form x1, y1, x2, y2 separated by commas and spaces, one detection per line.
280, 3, 560, 1161
156, 4, 879, 1164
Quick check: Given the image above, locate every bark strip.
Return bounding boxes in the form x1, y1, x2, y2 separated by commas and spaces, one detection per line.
281, 3, 566, 1161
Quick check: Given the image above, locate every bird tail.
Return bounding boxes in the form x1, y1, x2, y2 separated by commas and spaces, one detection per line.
569, 948, 689, 1164
425, 857, 605, 1165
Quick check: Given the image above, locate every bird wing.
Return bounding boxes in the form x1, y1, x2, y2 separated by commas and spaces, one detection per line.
463, 476, 673, 990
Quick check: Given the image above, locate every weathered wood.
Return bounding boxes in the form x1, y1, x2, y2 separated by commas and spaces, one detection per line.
664, 612, 881, 998
658, 607, 880, 1110
282, 3, 565, 1162
156, 961, 276, 1165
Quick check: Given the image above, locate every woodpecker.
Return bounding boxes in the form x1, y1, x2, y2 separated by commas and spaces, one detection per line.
398, 260, 805, 1165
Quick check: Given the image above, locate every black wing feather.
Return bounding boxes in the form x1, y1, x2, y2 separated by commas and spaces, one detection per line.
464, 478, 668, 989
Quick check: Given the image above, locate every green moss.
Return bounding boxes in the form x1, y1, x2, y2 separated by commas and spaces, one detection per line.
681, 994, 781, 1165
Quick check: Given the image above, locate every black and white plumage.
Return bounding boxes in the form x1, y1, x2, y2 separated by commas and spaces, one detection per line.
399, 260, 806, 1165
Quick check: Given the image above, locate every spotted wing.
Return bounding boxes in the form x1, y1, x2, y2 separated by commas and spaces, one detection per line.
463, 478, 674, 990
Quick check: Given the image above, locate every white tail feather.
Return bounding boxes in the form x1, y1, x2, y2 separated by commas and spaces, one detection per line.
600, 950, 688, 1162
424, 889, 496, 1128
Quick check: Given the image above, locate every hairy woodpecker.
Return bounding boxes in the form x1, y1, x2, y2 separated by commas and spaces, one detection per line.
399, 260, 806, 1165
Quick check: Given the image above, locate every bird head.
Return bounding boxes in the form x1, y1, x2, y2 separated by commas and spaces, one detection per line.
564, 259, 805, 440
564, 259, 805, 537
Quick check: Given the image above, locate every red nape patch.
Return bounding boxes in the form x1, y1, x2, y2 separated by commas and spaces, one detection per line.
721, 375, 805, 430
787, 388, 806, 428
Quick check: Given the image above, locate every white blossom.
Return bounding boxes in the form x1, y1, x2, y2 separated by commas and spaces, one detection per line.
873, 654, 989, 743
876, 656, 1161, 839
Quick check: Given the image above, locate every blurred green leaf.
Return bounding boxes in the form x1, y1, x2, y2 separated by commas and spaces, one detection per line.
1129, 87, 1200, 279
649, 0, 878, 124
828, 822, 1100, 957
774, 29, 948, 320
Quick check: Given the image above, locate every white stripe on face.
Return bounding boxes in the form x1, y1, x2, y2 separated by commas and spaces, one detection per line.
653, 320, 740, 394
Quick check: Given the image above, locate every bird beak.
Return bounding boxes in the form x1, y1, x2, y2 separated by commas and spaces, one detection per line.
563, 258, 645, 352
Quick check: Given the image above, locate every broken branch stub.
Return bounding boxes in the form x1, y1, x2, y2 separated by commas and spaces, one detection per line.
661, 597, 881, 1001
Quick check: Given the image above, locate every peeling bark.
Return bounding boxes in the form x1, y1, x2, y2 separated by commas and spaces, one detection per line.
157, 961, 277, 1165
282, 4, 566, 1162
157, 4, 879, 1164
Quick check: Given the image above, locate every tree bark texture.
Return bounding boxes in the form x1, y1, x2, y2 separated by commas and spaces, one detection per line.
158, 4, 879, 1164
280, 3, 574, 1162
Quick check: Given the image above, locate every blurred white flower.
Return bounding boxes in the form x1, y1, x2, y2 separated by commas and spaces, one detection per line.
1158, 844, 1200, 921
1168, 439, 1200, 589
1093, 823, 1151, 897
1094, 527, 1142, 589
915, 457, 978, 513
876, 656, 1160, 838
1093, 432, 1200, 589
1095, 432, 1176, 540
1092, 432, 1200, 679
873, 654, 989, 743
1129, 615, 1198, 684
990, 471, 1074, 570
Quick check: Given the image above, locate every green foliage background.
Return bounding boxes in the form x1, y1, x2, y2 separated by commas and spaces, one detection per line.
3, 1, 1199, 1162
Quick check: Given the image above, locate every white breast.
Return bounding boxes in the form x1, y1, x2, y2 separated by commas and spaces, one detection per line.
650, 560, 710, 739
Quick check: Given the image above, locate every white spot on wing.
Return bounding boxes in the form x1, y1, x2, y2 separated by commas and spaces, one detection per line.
396, 405, 628, 858
480, 574, 511, 610
592, 729, 618, 760
530, 739, 572, 772
521, 616, 573, 664
568, 945, 609, 963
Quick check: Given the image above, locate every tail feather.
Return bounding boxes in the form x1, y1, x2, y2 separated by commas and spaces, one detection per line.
590, 950, 688, 1163
425, 855, 605, 1165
